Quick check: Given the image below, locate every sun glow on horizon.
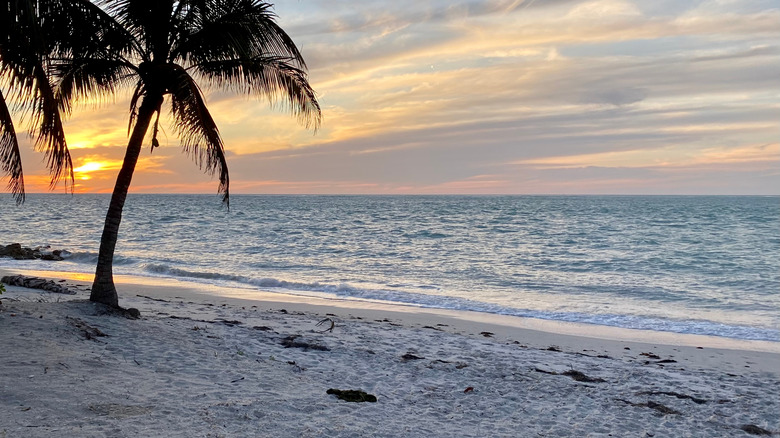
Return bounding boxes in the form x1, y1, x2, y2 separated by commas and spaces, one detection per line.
74, 162, 106, 181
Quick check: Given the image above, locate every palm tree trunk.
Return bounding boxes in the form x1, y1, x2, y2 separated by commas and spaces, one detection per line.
90, 93, 163, 307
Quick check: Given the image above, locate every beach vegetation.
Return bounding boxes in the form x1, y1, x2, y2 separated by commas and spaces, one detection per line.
1, 0, 320, 308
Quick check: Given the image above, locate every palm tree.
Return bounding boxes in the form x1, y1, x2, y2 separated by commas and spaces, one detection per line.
2, 0, 134, 202
1, 0, 84, 203
78, 0, 320, 307
4, 0, 320, 308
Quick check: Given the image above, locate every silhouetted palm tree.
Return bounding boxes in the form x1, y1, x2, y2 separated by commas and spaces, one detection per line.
82, 0, 320, 307
1, 0, 93, 203
2, 0, 133, 201
4, 0, 320, 308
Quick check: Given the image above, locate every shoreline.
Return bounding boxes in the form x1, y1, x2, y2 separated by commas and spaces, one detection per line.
3, 267, 779, 373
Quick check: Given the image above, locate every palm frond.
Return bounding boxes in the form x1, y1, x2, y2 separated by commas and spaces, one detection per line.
195, 56, 321, 129
1, 58, 74, 192
127, 80, 144, 135
0, 0, 105, 192
28, 63, 73, 191
0, 88, 25, 204
172, 0, 306, 68
98, 0, 174, 62
53, 57, 135, 115
167, 66, 230, 206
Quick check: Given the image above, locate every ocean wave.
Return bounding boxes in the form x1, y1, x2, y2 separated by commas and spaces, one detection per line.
65, 251, 137, 266
136, 262, 779, 343
404, 230, 450, 239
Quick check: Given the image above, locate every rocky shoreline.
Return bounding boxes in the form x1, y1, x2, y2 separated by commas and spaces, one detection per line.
1, 275, 76, 294
0, 243, 69, 261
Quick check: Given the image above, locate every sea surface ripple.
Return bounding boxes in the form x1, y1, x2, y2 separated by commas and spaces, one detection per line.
1, 194, 778, 342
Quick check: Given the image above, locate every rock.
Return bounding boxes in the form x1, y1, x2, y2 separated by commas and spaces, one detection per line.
0, 243, 66, 261
0, 243, 30, 259
1, 275, 76, 294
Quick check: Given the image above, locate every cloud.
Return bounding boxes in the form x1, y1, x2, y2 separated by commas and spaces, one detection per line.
5, 0, 779, 197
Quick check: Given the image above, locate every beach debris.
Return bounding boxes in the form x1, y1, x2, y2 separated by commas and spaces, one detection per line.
423, 325, 443, 331
287, 361, 305, 372
546, 346, 561, 352
136, 294, 170, 303
0, 243, 69, 261
170, 315, 193, 321
230, 377, 245, 383
1, 275, 76, 295
616, 399, 680, 415
280, 335, 330, 351
464, 387, 475, 393
741, 424, 773, 436
401, 352, 425, 361
640, 352, 661, 360
326, 388, 377, 403
480, 331, 494, 338
316, 317, 335, 333
562, 370, 606, 383
533, 368, 606, 383
215, 319, 243, 327
637, 391, 706, 404
67, 316, 108, 340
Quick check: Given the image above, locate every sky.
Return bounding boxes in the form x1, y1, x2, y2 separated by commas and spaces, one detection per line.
10, 0, 780, 196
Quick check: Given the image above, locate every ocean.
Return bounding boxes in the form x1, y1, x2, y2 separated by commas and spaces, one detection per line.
1, 194, 778, 342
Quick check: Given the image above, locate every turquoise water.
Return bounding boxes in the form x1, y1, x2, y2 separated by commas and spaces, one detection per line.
2, 194, 778, 341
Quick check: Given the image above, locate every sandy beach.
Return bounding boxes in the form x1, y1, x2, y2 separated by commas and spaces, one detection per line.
1, 269, 778, 437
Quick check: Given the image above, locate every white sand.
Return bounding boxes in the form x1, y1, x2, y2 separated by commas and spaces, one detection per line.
1, 270, 779, 437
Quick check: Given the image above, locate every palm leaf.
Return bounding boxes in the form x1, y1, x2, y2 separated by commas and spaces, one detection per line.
1, 0, 76, 191
167, 66, 230, 206
0, 89, 25, 204
194, 56, 321, 129
30, 63, 73, 190
172, 0, 306, 68
53, 57, 135, 116
98, 0, 176, 62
